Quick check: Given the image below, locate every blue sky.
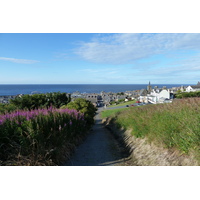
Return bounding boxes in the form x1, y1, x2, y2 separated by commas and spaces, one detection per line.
0, 33, 200, 84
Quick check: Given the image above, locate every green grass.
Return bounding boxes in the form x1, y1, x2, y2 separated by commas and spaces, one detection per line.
104, 98, 200, 160
108, 100, 136, 108
101, 108, 128, 118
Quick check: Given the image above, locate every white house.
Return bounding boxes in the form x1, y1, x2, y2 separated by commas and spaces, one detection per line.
186, 85, 200, 92
138, 89, 148, 103
148, 89, 171, 104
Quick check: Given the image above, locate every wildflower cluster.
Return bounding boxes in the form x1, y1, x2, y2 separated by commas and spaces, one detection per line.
0, 107, 87, 165
0, 107, 84, 125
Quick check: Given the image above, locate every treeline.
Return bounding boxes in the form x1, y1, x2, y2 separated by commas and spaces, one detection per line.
175, 91, 200, 98
10, 92, 71, 110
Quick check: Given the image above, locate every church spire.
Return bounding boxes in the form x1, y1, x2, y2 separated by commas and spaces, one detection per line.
147, 81, 152, 93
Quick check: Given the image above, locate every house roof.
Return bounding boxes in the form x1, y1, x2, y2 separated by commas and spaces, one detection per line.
190, 85, 200, 89
140, 89, 148, 96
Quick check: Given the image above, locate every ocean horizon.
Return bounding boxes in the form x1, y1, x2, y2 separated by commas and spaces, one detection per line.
0, 84, 190, 96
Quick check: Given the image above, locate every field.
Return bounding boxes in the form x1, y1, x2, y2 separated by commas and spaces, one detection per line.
102, 98, 200, 161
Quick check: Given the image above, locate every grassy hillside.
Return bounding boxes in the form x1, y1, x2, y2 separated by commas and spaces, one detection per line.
101, 108, 127, 118
102, 98, 200, 160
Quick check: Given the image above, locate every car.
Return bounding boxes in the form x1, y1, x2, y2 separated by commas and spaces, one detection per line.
126, 105, 129, 107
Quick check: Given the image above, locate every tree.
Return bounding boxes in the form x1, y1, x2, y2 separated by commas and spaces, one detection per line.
117, 92, 124, 95
10, 92, 71, 110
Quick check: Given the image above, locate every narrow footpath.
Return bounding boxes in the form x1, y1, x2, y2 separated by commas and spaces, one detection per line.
64, 108, 131, 166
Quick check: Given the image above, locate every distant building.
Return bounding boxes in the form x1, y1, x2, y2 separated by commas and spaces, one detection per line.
186, 82, 200, 92
147, 81, 152, 93
71, 91, 85, 100
138, 89, 149, 103
148, 88, 173, 104
85, 93, 100, 107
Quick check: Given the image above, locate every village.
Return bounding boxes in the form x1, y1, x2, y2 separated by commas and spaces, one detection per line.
70, 82, 200, 107
1, 82, 200, 106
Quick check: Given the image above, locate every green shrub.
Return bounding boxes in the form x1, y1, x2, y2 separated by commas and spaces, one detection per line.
61, 98, 97, 128
0, 103, 18, 114
175, 91, 200, 98
10, 92, 71, 110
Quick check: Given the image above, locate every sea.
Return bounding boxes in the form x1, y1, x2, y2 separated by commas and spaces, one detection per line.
0, 84, 189, 96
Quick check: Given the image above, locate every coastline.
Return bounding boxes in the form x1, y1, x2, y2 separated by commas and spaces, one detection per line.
0, 84, 189, 96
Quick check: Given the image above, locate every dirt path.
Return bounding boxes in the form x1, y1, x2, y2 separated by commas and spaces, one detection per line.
64, 108, 131, 166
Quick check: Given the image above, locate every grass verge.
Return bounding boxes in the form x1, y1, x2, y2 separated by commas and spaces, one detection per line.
108, 100, 136, 108
102, 98, 200, 162
101, 108, 128, 118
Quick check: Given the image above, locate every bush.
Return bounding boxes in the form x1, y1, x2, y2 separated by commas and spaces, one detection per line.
10, 92, 71, 110
61, 98, 97, 128
175, 91, 200, 98
0, 103, 18, 114
118, 99, 125, 103
117, 92, 124, 95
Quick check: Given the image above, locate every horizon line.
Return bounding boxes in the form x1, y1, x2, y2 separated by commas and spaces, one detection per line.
0, 83, 193, 85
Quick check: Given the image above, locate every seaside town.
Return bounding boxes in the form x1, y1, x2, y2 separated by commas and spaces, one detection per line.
1, 82, 200, 106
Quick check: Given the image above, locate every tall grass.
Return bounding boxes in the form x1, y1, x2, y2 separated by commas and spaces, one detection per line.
101, 108, 127, 118
106, 98, 200, 159
0, 107, 88, 165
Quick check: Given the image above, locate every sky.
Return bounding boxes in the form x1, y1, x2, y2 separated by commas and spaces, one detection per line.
0, 33, 200, 85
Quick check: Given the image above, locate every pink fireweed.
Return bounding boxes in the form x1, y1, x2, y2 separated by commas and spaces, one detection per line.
0, 107, 85, 125
0, 106, 88, 165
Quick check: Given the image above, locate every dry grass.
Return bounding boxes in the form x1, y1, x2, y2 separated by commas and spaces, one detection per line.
104, 98, 200, 164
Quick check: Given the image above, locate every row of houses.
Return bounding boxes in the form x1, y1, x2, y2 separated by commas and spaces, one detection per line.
71, 83, 182, 106
139, 87, 173, 104
71, 91, 132, 107
138, 82, 200, 104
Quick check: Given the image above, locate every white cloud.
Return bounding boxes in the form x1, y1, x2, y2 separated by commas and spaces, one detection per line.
75, 33, 200, 65
134, 53, 200, 80
0, 57, 39, 64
